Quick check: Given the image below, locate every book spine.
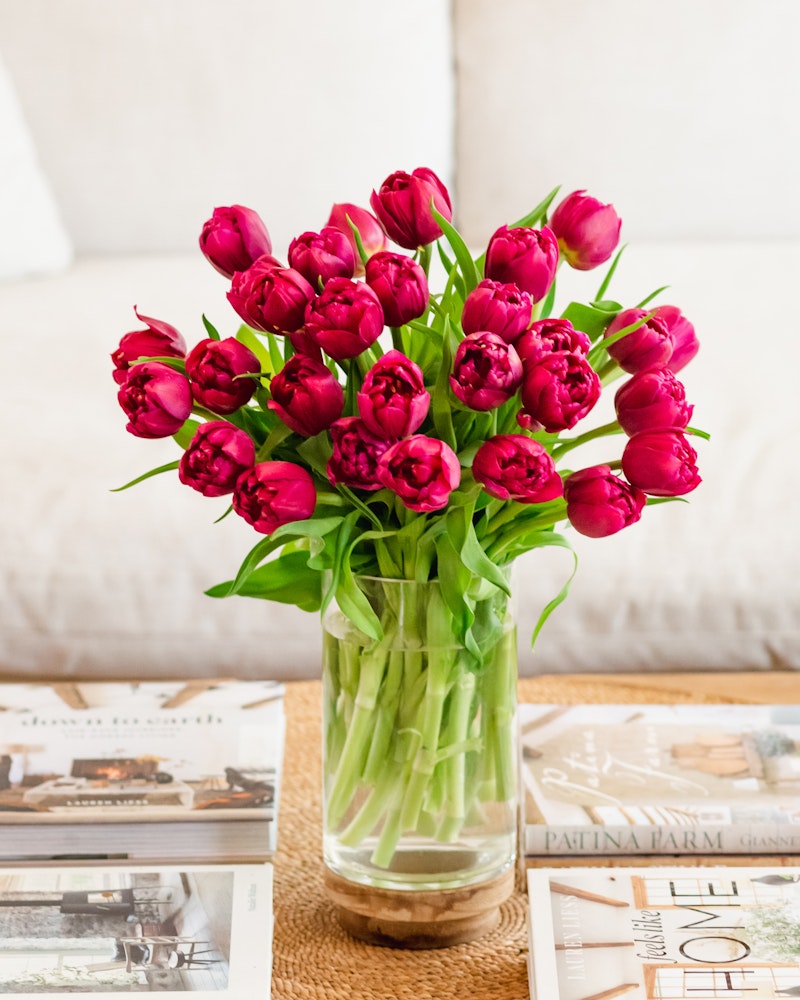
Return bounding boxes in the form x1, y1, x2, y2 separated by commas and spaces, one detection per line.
524, 822, 800, 856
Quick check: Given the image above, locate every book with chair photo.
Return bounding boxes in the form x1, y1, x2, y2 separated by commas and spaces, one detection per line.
0, 679, 286, 864
0, 861, 273, 997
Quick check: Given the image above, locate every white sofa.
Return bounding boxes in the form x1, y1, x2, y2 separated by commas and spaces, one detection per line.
1, 1, 798, 682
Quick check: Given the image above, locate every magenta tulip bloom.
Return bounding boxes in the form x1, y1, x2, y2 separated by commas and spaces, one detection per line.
549, 190, 622, 271
515, 318, 591, 369
472, 435, 563, 504
327, 416, 394, 491
604, 308, 674, 374
364, 251, 429, 326
357, 350, 429, 439
304, 277, 384, 360
565, 465, 646, 537
185, 337, 260, 414
450, 331, 523, 411
117, 361, 193, 439
288, 226, 356, 287
378, 435, 461, 512
233, 461, 316, 534
268, 354, 344, 437
519, 351, 601, 432
326, 202, 387, 275
654, 305, 699, 373
111, 308, 187, 386
227, 257, 314, 335
621, 429, 701, 497
614, 367, 693, 436
178, 421, 256, 497
461, 280, 533, 344
199, 205, 273, 279
370, 167, 453, 249
484, 225, 559, 302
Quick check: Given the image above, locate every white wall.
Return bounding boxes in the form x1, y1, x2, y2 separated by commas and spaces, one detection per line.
0, 0, 455, 256
453, 0, 800, 245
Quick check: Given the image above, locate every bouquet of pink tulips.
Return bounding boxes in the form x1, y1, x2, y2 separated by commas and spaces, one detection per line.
111, 168, 705, 864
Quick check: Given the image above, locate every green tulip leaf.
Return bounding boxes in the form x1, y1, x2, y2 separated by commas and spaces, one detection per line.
110, 460, 181, 492
431, 205, 481, 295
202, 314, 221, 341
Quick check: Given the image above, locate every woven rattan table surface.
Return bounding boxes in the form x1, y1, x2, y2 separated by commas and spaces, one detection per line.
271, 672, 798, 999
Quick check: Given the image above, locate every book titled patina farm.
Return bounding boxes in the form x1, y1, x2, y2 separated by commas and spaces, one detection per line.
519, 703, 800, 859
526, 864, 800, 1000
0, 679, 285, 864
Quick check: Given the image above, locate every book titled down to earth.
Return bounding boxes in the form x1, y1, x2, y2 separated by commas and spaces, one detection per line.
0, 679, 285, 864
519, 703, 800, 860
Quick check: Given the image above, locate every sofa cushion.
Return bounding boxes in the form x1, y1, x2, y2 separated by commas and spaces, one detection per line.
0, 54, 72, 279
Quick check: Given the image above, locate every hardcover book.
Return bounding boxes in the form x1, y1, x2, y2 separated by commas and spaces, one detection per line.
519, 703, 800, 858
0, 679, 285, 863
0, 861, 273, 997
526, 864, 800, 1000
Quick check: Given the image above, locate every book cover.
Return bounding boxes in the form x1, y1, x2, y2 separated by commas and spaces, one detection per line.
0, 680, 285, 862
526, 864, 800, 1000
0, 861, 273, 997
520, 704, 800, 857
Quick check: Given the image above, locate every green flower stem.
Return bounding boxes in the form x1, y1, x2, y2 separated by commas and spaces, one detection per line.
362, 649, 403, 784
484, 627, 517, 801
551, 420, 623, 459
325, 637, 390, 827
436, 667, 476, 842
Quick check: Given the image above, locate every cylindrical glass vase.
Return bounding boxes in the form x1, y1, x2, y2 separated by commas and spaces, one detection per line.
321, 573, 517, 945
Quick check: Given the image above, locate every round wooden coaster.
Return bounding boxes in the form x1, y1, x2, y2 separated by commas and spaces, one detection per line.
323, 867, 515, 949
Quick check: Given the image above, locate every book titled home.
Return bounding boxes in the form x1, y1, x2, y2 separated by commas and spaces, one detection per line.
519, 703, 800, 859
0, 679, 285, 864
526, 864, 800, 1000
0, 861, 273, 998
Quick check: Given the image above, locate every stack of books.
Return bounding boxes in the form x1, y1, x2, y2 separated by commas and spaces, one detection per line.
0, 678, 284, 997
519, 702, 800, 998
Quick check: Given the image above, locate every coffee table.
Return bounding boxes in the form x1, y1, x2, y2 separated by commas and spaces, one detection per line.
271, 672, 798, 999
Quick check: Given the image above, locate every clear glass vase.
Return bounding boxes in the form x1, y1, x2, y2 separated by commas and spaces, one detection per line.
321, 572, 518, 911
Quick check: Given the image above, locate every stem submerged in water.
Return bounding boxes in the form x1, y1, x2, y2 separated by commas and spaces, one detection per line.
322, 575, 517, 872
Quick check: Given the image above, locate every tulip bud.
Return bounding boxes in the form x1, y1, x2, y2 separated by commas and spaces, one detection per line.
519, 351, 601, 433
178, 421, 256, 497
621, 429, 701, 497
185, 337, 260, 414
472, 435, 563, 504
364, 251, 429, 327
515, 318, 591, 369
117, 361, 193, 439
111, 308, 186, 386
199, 205, 272, 279
377, 435, 461, 512
288, 227, 356, 287
604, 308, 674, 374
326, 202, 386, 274
565, 465, 646, 537
549, 190, 621, 271
614, 367, 693, 436
227, 257, 314, 335
304, 277, 384, 360
233, 461, 316, 534
484, 225, 559, 302
357, 350, 430, 438
450, 331, 523, 411
461, 280, 533, 344
654, 305, 699, 373
269, 354, 344, 437
327, 416, 394, 491
370, 167, 453, 249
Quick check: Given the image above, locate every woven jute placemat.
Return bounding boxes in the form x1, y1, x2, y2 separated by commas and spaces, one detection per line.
271, 674, 788, 999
